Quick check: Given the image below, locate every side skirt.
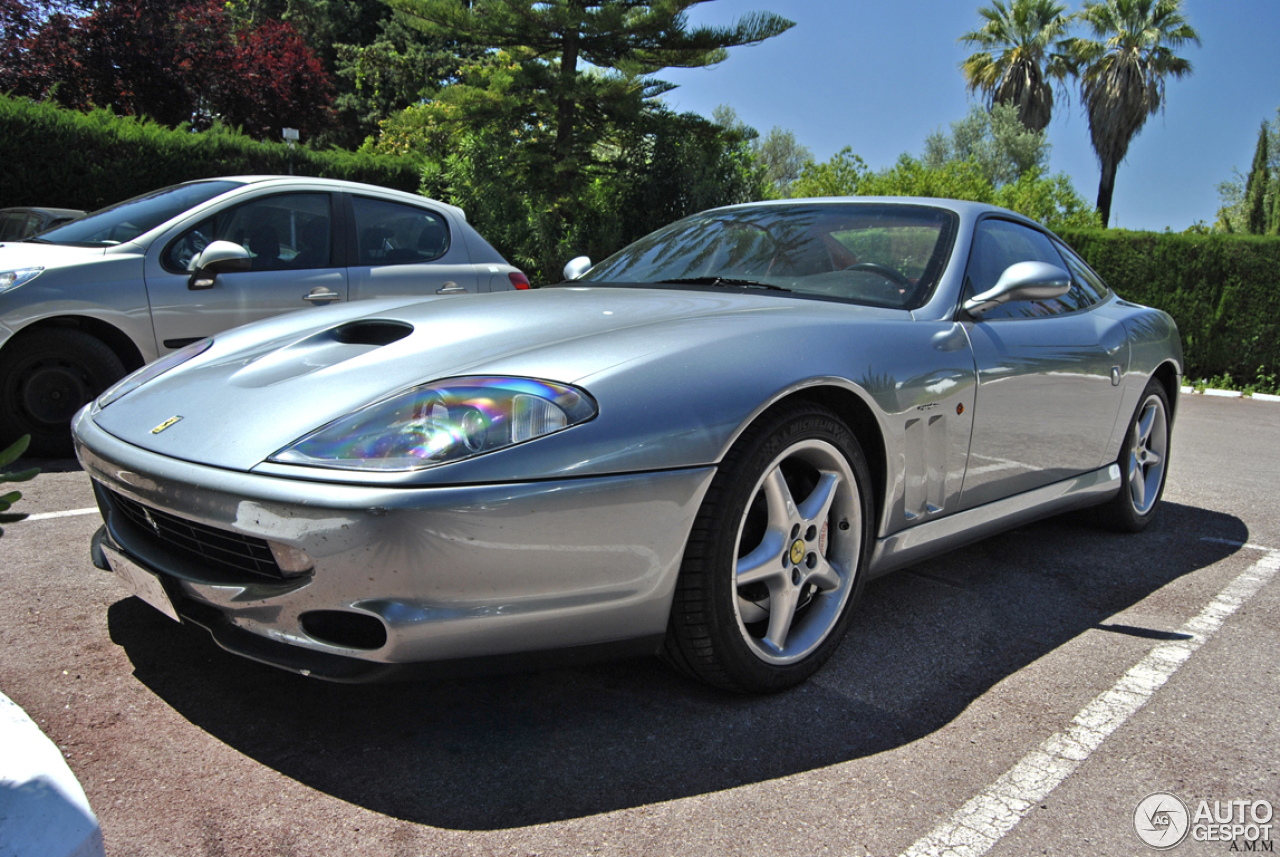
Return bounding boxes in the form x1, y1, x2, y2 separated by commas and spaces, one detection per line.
868, 464, 1122, 579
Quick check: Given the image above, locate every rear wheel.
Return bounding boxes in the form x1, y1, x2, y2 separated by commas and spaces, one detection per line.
664, 401, 874, 693
1099, 379, 1171, 533
0, 329, 126, 457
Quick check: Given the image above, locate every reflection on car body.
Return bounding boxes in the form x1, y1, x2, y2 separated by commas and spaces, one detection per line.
72, 198, 1181, 694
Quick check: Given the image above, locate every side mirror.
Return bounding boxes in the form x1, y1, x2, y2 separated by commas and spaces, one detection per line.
563, 256, 592, 281
188, 240, 251, 290
963, 261, 1070, 318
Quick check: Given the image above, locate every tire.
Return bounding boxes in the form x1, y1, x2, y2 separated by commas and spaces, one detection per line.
1099, 378, 1171, 533
664, 401, 874, 693
0, 329, 126, 457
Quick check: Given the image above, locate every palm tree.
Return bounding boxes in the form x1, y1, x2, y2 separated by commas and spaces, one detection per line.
959, 0, 1073, 134
1065, 0, 1200, 226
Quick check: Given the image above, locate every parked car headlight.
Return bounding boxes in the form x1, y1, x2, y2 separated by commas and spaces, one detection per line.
0, 267, 43, 294
269, 376, 598, 472
94, 338, 214, 410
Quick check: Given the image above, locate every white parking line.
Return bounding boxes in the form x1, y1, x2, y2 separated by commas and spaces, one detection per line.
1199, 536, 1277, 552
21, 508, 99, 522
899, 546, 1280, 857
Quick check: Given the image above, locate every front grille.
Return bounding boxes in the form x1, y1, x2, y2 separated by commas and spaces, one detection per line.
107, 488, 284, 580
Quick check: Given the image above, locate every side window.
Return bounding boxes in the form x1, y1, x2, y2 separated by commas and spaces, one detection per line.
1053, 240, 1109, 307
163, 193, 332, 273
0, 212, 38, 241
964, 219, 1073, 319
351, 197, 450, 266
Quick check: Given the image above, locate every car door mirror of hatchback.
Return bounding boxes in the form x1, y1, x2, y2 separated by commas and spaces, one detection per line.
563, 256, 592, 281
963, 261, 1070, 318
188, 240, 252, 289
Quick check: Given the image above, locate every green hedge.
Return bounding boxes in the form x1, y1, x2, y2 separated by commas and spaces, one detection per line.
1057, 228, 1280, 382
0, 95, 421, 212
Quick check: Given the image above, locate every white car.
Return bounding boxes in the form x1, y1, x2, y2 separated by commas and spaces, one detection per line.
0, 176, 528, 455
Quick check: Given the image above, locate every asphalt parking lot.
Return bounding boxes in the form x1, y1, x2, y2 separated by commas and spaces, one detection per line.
1, 394, 1277, 857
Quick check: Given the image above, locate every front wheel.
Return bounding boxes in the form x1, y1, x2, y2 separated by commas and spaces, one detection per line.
0, 329, 126, 457
1099, 379, 1171, 533
664, 401, 874, 693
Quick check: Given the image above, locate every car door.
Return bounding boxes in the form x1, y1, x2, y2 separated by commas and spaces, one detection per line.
344, 195, 481, 299
144, 192, 348, 352
958, 218, 1128, 510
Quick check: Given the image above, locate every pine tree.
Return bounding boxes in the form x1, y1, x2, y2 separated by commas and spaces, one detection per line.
1244, 120, 1270, 235
385, 0, 793, 204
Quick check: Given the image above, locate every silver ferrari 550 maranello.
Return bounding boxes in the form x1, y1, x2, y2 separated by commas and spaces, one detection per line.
73, 198, 1181, 693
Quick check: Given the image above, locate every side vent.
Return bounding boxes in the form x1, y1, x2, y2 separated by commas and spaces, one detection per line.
902, 414, 947, 521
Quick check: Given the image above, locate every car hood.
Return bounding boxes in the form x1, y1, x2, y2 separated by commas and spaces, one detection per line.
0, 241, 111, 268
89, 287, 907, 476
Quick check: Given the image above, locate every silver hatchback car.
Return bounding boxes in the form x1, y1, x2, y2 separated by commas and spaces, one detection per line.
0, 176, 527, 455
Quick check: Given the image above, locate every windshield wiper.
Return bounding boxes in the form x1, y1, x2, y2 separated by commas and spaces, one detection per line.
664, 276, 791, 291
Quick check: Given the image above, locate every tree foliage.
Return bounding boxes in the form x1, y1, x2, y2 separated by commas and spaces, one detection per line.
1217, 111, 1280, 236
415, 106, 768, 283
0, 0, 335, 140
923, 102, 1050, 187
359, 0, 791, 280
1244, 121, 1272, 235
792, 140, 1097, 231
382, 0, 792, 203
711, 105, 812, 198
959, 0, 1073, 132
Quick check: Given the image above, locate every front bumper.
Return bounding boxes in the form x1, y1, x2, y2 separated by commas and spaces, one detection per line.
75, 411, 715, 680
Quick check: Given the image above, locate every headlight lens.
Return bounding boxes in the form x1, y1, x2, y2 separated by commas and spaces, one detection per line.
269, 376, 597, 471
0, 268, 44, 294
94, 338, 214, 410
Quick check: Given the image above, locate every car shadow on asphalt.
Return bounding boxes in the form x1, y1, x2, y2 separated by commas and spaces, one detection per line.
107, 500, 1247, 830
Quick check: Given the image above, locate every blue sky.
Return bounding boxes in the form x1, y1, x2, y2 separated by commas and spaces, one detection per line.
659, 0, 1280, 231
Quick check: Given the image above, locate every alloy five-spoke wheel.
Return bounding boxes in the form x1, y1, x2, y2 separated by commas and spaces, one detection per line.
1101, 378, 1171, 533
1126, 391, 1168, 515
732, 438, 861, 664
665, 401, 873, 693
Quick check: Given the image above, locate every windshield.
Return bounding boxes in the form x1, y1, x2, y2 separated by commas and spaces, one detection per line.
31, 180, 243, 247
582, 203, 957, 309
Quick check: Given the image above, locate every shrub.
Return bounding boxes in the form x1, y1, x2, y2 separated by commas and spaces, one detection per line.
0, 95, 420, 212
1057, 228, 1280, 381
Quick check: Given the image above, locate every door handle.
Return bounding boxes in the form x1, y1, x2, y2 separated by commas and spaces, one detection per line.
304, 287, 341, 303
436, 282, 466, 294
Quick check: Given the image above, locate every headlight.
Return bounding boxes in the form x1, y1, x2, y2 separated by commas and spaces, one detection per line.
0, 268, 43, 294
269, 376, 597, 472
94, 338, 214, 410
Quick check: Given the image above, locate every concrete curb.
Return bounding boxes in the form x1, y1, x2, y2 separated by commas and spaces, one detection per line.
1180, 385, 1279, 402
0, 692, 104, 857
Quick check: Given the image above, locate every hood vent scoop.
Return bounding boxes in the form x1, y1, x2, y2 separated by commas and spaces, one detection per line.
331, 320, 413, 347
229, 319, 415, 388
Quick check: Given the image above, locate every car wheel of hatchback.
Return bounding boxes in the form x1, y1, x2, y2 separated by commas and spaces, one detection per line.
0, 329, 125, 456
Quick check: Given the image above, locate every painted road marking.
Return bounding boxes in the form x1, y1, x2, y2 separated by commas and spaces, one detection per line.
1199, 536, 1277, 552
900, 547, 1280, 857
22, 508, 99, 522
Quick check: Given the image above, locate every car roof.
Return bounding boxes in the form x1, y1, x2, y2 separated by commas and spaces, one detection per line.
0, 206, 86, 217
705, 196, 1040, 226
202, 176, 468, 221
